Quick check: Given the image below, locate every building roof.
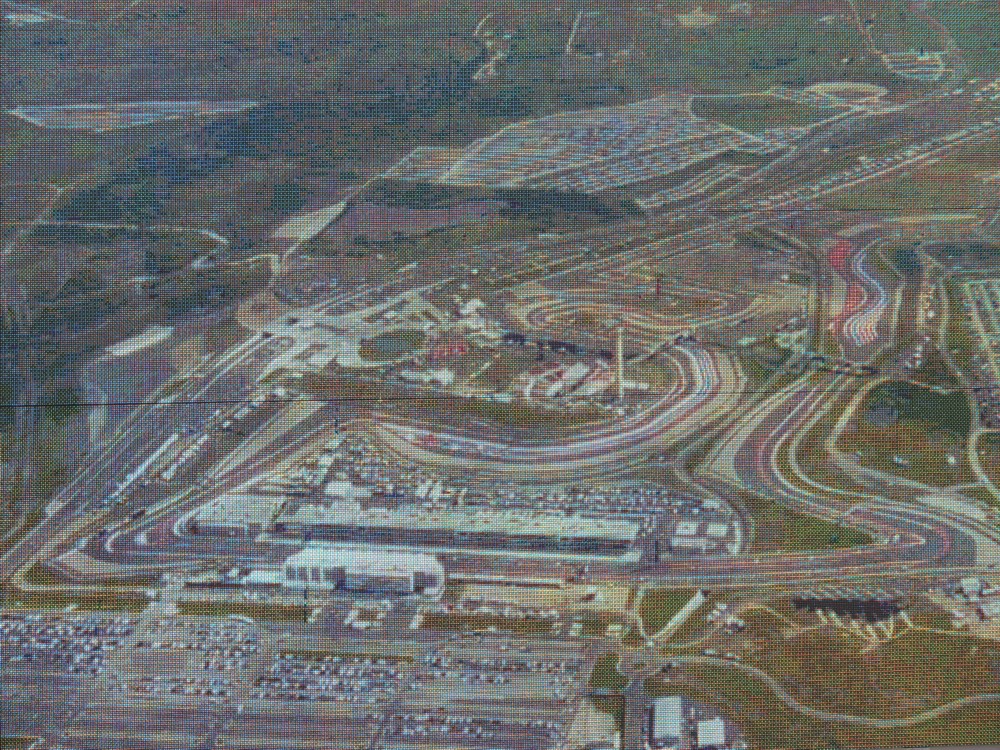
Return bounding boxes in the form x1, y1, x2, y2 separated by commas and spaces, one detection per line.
244, 569, 283, 586
675, 521, 700, 536
979, 597, 1000, 618
283, 501, 639, 542
652, 694, 684, 739
193, 493, 284, 528
705, 523, 729, 538
283, 544, 444, 579
696, 717, 726, 747
323, 480, 371, 500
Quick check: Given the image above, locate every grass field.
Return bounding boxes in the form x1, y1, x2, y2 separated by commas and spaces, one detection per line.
176, 601, 311, 622
638, 588, 696, 636
647, 657, 1000, 749
750, 626, 1000, 718
862, 380, 973, 434
22, 564, 65, 586
1, 587, 149, 613
977, 432, 1000, 490
838, 380, 974, 485
925, 0, 1000, 76
742, 493, 873, 553
943, 277, 977, 373
820, 134, 1000, 214
736, 337, 794, 389
0, 738, 39, 750
691, 95, 841, 134
857, 0, 942, 54
588, 653, 629, 693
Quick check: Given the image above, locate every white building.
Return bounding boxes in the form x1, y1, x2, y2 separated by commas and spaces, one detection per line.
674, 521, 700, 536
190, 493, 284, 535
696, 717, 726, 749
651, 695, 684, 745
280, 545, 444, 596
705, 523, 729, 539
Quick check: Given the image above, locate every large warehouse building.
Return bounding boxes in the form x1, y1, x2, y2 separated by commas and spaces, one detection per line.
278, 544, 445, 596
274, 499, 640, 557
651, 695, 684, 747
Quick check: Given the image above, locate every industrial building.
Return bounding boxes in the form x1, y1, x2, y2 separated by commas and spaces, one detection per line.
696, 717, 727, 749
650, 695, 684, 747
274, 499, 640, 556
271, 545, 444, 596
188, 493, 285, 536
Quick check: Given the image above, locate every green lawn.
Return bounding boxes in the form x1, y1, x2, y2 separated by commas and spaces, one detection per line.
691, 95, 841, 134
837, 380, 975, 486
588, 653, 629, 693
863, 382, 971, 436
0, 738, 40, 750
647, 660, 1000, 749
0, 511, 43, 557
1, 587, 149, 613
638, 588, 696, 635
176, 601, 311, 622
743, 493, 873, 553
22, 563, 63, 586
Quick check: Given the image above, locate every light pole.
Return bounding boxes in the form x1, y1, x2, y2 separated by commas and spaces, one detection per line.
617, 322, 625, 405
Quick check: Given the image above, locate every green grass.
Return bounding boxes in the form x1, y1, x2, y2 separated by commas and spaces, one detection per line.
576, 612, 627, 638
778, 627, 1000, 715
691, 95, 841, 133
925, 0, 1000, 76
736, 338, 793, 389
910, 348, 959, 390
857, 0, 941, 53
837, 380, 975, 485
863, 381, 971, 436
0, 510, 43, 557
421, 611, 559, 635
0, 738, 40, 750
621, 625, 646, 649
743, 493, 873, 553
176, 601, 311, 622
638, 588, 695, 635
649, 660, 1000, 748
588, 653, 629, 693
22, 564, 62, 586
42, 386, 81, 423
820, 133, 1000, 214
739, 607, 1000, 718
977, 433, 1000, 490
944, 278, 976, 373
962, 484, 1000, 507
1, 587, 149, 613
